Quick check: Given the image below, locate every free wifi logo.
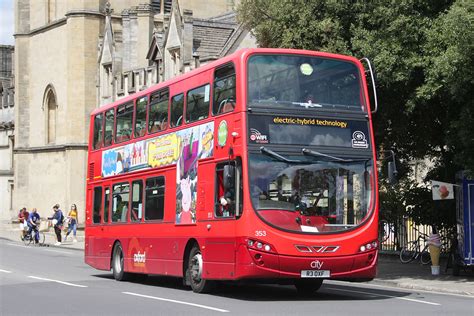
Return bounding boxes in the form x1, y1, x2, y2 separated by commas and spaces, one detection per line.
249, 128, 268, 144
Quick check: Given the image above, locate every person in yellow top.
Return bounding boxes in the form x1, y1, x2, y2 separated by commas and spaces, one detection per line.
65, 204, 79, 243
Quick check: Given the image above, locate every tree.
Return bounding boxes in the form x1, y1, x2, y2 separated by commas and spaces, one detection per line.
237, 0, 473, 226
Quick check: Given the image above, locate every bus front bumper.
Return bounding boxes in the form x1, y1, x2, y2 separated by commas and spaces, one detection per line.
235, 244, 378, 280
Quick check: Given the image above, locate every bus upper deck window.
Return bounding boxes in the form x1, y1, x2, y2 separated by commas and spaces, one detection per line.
93, 113, 103, 150
148, 89, 169, 133
186, 84, 210, 123
134, 97, 147, 138
104, 109, 114, 146
213, 63, 236, 115
170, 94, 184, 127
115, 102, 133, 143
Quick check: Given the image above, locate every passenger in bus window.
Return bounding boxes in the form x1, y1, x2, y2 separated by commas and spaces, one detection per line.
303, 92, 315, 104
120, 203, 128, 222
219, 189, 235, 217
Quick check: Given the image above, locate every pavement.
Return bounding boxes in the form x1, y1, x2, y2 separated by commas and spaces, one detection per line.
1, 220, 472, 296
0, 220, 85, 251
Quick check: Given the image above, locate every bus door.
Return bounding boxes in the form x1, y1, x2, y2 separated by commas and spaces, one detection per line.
204, 160, 242, 279
98, 185, 112, 260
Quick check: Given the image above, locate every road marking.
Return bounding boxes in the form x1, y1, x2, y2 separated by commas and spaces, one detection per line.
28, 276, 88, 288
6, 242, 79, 255
7, 242, 25, 247
0, 269, 12, 273
43, 248, 75, 255
326, 287, 441, 306
122, 291, 229, 313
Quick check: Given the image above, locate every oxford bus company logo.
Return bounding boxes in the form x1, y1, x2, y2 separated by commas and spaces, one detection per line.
249, 128, 268, 144
310, 260, 324, 269
133, 251, 146, 265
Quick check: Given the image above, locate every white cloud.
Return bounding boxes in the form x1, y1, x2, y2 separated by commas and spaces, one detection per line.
0, 0, 14, 45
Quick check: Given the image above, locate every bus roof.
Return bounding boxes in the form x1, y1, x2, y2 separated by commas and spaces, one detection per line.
90, 48, 361, 116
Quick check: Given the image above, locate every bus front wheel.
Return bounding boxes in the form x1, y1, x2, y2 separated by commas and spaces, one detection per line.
187, 245, 214, 293
112, 243, 130, 281
294, 279, 323, 295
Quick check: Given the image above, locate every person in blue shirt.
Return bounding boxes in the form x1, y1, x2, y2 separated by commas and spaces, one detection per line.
48, 204, 63, 245
27, 208, 41, 243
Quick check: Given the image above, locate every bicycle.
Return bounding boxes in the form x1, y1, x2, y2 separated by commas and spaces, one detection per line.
378, 220, 392, 243
399, 231, 431, 264
23, 224, 45, 246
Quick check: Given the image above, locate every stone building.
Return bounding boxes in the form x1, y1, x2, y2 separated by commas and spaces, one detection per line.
12, 0, 255, 222
97, 0, 255, 104
0, 45, 15, 220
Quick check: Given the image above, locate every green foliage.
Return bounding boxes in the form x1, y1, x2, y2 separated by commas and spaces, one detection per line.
237, 0, 473, 227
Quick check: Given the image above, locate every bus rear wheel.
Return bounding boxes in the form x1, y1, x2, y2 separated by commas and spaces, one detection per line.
112, 243, 130, 281
187, 245, 214, 293
294, 279, 323, 295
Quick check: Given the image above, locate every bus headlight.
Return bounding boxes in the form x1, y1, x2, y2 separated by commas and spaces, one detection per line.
245, 238, 276, 254
359, 240, 378, 252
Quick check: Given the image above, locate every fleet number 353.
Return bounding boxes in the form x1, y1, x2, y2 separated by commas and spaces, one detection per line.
255, 230, 267, 237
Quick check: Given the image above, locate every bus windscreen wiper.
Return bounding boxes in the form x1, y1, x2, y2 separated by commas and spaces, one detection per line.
260, 146, 305, 163
302, 148, 370, 163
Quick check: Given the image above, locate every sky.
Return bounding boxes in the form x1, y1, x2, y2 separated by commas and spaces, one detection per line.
0, 0, 14, 45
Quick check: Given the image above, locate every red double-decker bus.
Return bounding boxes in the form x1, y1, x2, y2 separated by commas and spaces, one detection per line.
85, 48, 379, 294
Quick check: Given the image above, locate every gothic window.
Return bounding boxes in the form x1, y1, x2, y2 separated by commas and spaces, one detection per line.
170, 49, 181, 78
151, 0, 172, 14
8, 89, 14, 107
101, 63, 112, 99
0, 86, 4, 108
155, 60, 161, 83
43, 86, 58, 144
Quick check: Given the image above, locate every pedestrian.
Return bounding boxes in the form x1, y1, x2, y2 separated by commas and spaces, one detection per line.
26, 208, 41, 243
65, 204, 78, 243
48, 204, 64, 245
18, 207, 29, 240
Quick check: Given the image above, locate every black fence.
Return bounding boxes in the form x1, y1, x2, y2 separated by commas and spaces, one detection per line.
379, 218, 453, 254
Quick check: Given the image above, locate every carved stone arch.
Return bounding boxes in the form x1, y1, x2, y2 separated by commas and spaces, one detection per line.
42, 84, 58, 144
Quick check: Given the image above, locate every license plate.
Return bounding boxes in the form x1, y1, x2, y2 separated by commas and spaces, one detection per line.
300, 270, 330, 278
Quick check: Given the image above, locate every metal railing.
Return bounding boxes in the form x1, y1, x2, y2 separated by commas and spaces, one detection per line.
379, 218, 452, 254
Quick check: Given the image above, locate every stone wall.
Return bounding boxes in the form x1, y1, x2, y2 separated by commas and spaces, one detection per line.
13, 2, 102, 223
0, 45, 15, 220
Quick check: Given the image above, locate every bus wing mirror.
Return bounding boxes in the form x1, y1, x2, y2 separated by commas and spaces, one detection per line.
388, 161, 398, 185
223, 165, 235, 189
360, 57, 378, 114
